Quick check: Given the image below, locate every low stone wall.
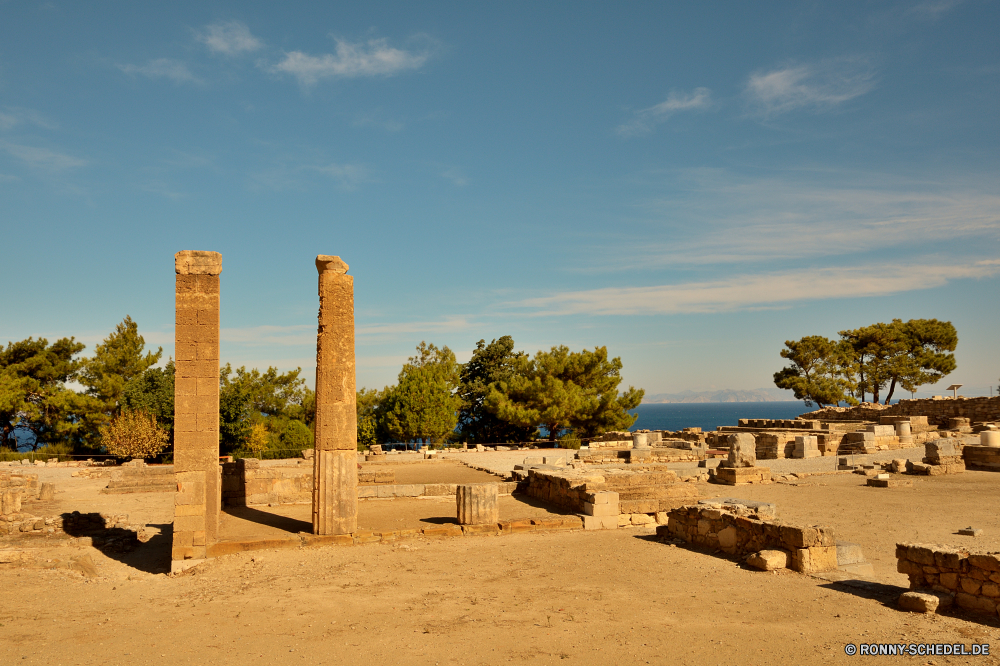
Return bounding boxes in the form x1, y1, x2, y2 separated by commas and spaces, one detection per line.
520, 468, 699, 517
964, 445, 1000, 471
802, 396, 1000, 428
222, 459, 312, 506
663, 504, 838, 573
101, 464, 175, 494
577, 449, 699, 464
896, 543, 1000, 617
359, 481, 518, 499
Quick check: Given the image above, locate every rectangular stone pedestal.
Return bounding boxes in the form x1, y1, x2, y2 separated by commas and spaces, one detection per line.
794, 436, 821, 459
713, 467, 771, 486
867, 477, 913, 488
456, 484, 499, 525
312, 450, 357, 535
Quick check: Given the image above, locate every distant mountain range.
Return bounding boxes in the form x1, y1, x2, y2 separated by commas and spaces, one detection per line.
642, 388, 795, 404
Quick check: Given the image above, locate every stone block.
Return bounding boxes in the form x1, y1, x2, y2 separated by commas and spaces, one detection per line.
713, 466, 771, 486
867, 478, 913, 488
746, 549, 789, 571
926, 438, 957, 458
582, 515, 617, 530
791, 546, 838, 573
582, 501, 618, 517
899, 591, 952, 613
456, 484, 499, 525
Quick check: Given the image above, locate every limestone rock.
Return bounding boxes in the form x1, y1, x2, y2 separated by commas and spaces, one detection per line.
746, 549, 789, 571
898, 591, 952, 614
722, 433, 756, 468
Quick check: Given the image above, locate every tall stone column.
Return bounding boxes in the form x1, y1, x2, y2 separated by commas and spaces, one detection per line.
312, 255, 358, 535
172, 251, 222, 567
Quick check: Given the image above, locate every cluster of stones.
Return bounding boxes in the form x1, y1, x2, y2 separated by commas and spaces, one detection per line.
896, 543, 1000, 617
1, 471, 59, 536
222, 458, 312, 507
662, 502, 840, 574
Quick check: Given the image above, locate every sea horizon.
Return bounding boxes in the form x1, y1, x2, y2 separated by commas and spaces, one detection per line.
628, 401, 810, 433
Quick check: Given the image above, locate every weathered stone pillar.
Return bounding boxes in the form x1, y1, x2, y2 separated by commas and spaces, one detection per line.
456, 484, 499, 525
172, 251, 221, 568
312, 255, 358, 535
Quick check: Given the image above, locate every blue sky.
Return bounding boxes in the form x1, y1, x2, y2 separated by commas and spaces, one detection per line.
2, 1, 998, 399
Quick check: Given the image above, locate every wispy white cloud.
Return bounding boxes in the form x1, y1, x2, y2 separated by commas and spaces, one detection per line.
441, 167, 467, 186
616, 88, 711, 137
909, 0, 964, 19
746, 58, 875, 116
516, 260, 1000, 316
118, 58, 202, 85
622, 169, 1000, 267
0, 141, 87, 170
267, 37, 429, 85
0, 107, 58, 131
196, 20, 263, 55
310, 162, 369, 190
357, 317, 475, 337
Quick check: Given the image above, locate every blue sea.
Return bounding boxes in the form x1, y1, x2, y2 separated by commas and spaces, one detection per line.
629, 402, 809, 432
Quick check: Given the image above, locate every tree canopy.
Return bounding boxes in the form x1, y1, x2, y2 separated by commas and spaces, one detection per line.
457, 337, 536, 444
773, 336, 857, 408
0, 336, 100, 451
79, 315, 162, 416
382, 342, 462, 444
776, 319, 958, 406
484, 345, 643, 441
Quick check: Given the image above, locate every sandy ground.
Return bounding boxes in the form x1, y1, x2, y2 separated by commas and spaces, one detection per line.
364, 460, 504, 485
4, 466, 1000, 665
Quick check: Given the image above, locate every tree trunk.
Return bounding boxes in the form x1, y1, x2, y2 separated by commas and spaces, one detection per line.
872, 385, 880, 405
884, 377, 897, 405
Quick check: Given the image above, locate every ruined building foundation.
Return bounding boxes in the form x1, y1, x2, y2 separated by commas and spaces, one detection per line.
172, 250, 222, 569
312, 255, 358, 535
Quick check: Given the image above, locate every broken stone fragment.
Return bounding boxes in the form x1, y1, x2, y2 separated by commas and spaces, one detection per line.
746, 549, 789, 571
898, 590, 953, 613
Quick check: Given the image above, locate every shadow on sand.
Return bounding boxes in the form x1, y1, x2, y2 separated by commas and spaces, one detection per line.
60, 512, 172, 575
222, 504, 312, 534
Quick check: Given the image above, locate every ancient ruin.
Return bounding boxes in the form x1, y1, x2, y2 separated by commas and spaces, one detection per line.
312, 255, 358, 535
171, 250, 222, 569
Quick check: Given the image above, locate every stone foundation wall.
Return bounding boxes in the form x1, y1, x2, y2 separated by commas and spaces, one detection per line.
964, 445, 1000, 471
577, 449, 699, 464
802, 396, 1000, 428
1, 470, 39, 512
521, 468, 698, 516
222, 459, 312, 506
896, 543, 1000, 617
101, 465, 176, 494
664, 504, 838, 573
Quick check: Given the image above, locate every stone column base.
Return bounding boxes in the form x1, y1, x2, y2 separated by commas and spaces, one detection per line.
313, 450, 358, 535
